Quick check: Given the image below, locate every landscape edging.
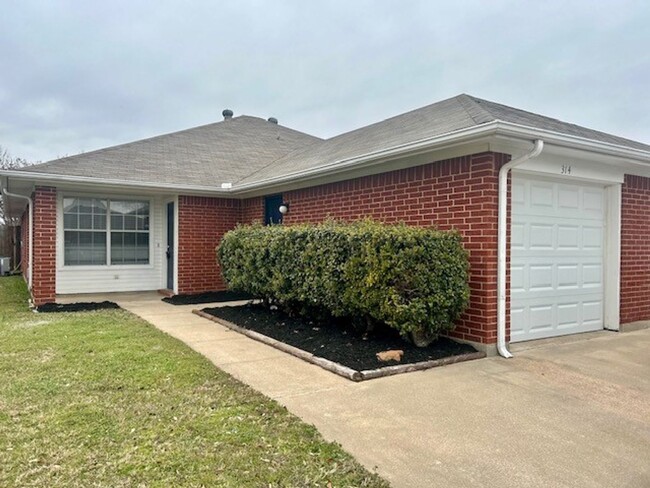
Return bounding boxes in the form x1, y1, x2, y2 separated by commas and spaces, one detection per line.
192, 309, 485, 381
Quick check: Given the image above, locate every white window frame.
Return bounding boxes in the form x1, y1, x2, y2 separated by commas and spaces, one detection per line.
57, 192, 155, 270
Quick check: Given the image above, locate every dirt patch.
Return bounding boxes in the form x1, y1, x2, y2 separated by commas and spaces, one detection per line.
201, 304, 477, 372
36, 302, 120, 313
163, 291, 254, 305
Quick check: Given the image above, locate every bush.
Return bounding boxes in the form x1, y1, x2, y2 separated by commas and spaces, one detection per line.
217, 220, 470, 344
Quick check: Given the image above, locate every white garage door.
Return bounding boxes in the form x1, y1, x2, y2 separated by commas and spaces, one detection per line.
510, 175, 605, 342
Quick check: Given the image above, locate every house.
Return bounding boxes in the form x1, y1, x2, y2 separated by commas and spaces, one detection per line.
2, 94, 650, 356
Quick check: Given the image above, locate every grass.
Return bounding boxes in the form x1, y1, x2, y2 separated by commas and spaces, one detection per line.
0, 277, 389, 487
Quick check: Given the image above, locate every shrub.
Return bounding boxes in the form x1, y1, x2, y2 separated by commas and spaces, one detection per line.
217, 220, 470, 345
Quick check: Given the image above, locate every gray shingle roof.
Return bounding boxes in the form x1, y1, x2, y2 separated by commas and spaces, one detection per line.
20, 116, 323, 186
465, 95, 650, 151
18, 94, 650, 189
237, 94, 650, 185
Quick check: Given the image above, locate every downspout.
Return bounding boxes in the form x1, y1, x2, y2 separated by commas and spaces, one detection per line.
497, 139, 544, 358
2, 186, 33, 291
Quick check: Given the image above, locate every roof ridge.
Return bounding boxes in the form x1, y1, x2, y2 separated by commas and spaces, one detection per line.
455, 94, 496, 125
233, 137, 326, 184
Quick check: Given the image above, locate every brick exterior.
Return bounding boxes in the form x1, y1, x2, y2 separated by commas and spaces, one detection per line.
620, 175, 650, 324
241, 196, 265, 225
177, 153, 510, 344
248, 152, 511, 344
31, 186, 57, 305
177, 196, 241, 294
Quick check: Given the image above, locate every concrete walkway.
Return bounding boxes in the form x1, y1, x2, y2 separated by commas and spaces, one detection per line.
67, 292, 650, 488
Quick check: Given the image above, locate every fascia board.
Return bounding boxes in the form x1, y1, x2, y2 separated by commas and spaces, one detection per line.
494, 122, 650, 163
0, 169, 231, 195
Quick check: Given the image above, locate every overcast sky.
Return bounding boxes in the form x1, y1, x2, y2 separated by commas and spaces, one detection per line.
1, 0, 648, 162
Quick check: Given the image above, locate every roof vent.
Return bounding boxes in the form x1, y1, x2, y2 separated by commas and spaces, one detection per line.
222, 109, 234, 120
267, 117, 278, 124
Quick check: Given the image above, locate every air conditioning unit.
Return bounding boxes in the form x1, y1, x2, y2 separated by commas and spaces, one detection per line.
0, 257, 10, 276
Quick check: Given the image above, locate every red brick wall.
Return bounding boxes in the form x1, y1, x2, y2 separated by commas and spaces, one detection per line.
32, 187, 57, 305
241, 196, 265, 225
620, 175, 650, 324
177, 196, 241, 294
276, 152, 510, 344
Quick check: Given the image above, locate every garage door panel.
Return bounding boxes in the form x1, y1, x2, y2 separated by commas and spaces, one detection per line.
557, 226, 580, 249
529, 305, 554, 332
529, 265, 553, 291
514, 292, 602, 305
512, 261, 603, 293
558, 186, 579, 209
511, 223, 525, 249
511, 299, 604, 341
557, 265, 579, 289
583, 189, 604, 212
510, 176, 605, 342
583, 227, 603, 249
557, 303, 579, 328
530, 182, 554, 208
529, 225, 554, 249
510, 307, 526, 336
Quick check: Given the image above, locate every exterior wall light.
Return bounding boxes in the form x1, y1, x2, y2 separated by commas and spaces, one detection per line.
279, 203, 289, 215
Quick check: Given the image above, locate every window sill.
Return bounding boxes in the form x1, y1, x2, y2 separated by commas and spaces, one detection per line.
58, 264, 155, 271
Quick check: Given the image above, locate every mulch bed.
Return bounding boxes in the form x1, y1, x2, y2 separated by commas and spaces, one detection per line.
163, 291, 254, 305
201, 303, 478, 372
37, 301, 121, 313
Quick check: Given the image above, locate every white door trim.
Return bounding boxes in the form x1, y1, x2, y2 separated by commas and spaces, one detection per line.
162, 195, 179, 295
604, 184, 621, 331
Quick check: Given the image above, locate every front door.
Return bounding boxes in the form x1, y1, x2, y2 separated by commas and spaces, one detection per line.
166, 202, 175, 290
265, 194, 284, 225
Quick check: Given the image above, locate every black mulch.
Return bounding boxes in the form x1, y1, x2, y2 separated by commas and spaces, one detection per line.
202, 304, 477, 371
163, 290, 255, 305
37, 301, 121, 313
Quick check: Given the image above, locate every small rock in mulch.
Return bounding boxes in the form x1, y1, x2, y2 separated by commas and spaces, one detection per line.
201, 303, 477, 371
376, 350, 404, 362
163, 290, 254, 305
36, 301, 120, 313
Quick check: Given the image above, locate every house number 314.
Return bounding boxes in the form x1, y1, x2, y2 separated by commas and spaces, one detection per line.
561, 164, 572, 175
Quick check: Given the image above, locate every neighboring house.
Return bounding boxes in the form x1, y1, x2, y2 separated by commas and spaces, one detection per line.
2, 94, 650, 355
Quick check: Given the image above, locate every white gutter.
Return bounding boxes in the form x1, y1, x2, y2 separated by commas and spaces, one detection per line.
494, 122, 650, 163
2, 186, 33, 290
0, 169, 233, 195
497, 139, 544, 358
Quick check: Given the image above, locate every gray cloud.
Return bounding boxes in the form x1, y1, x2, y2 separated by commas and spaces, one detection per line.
1, 0, 649, 162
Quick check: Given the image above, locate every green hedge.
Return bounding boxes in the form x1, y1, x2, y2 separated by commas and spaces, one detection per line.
217, 220, 470, 342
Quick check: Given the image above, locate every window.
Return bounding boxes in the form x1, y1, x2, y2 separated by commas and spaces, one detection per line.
63, 198, 107, 265
63, 197, 150, 266
110, 200, 150, 264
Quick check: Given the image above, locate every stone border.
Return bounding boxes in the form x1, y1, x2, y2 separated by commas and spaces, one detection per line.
192, 309, 486, 382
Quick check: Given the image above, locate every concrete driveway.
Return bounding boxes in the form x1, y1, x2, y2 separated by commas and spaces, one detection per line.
75, 292, 650, 488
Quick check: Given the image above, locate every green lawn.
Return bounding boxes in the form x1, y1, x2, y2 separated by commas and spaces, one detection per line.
0, 277, 388, 487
